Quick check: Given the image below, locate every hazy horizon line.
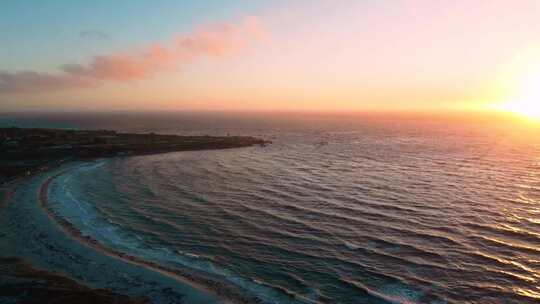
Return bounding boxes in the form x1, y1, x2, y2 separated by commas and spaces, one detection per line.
0, 108, 524, 117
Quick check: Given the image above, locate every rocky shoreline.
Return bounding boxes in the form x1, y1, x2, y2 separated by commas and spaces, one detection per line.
0, 127, 270, 183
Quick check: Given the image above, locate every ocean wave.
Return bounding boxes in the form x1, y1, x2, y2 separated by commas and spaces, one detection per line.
42, 122, 540, 304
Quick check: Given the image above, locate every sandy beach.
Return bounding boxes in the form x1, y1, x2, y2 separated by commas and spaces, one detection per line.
0, 162, 235, 304
1, 173, 147, 303
37, 163, 263, 304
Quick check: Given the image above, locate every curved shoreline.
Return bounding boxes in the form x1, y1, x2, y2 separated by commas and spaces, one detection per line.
38, 165, 264, 304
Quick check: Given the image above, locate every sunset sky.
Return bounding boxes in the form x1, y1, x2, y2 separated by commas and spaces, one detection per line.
1, 0, 540, 113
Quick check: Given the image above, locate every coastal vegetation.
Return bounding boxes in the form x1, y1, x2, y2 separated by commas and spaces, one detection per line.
0, 127, 268, 182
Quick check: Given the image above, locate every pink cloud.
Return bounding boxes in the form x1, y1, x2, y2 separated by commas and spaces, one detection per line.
0, 17, 263, 93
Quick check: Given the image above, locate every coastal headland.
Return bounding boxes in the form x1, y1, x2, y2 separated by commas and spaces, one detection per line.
0, 128, 270, 304
0, 127, 269, 182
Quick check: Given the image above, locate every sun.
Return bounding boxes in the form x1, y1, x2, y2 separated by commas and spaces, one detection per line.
500, 99, 540, 120
498, 73, 540, 119
504, 81, 540, 120
495, 54, 540, 120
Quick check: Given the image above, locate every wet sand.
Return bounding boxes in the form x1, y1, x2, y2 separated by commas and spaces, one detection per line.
0, 179, 16, 208
0, 257, 149, 304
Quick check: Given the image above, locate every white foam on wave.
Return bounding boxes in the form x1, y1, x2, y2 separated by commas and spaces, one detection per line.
47, 161, 445, 304
47, 162, 315, 304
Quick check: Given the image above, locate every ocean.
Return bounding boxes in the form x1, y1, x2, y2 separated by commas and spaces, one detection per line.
5, 112, 540, 303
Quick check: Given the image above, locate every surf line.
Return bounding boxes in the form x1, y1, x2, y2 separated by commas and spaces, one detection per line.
37, 166, 263, 304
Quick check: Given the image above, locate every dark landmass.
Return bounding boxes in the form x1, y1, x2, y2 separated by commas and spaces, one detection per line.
0, 257, 149, 304
0, 127, 270, 303
0, 127, 269, 183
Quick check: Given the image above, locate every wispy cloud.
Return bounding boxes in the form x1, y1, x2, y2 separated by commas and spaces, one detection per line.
0, 17, 263, 94
0, 71, 98, 94
80, 29, 109, 40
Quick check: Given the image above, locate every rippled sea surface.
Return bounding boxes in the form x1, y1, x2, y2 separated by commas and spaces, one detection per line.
37, 113, 540, 303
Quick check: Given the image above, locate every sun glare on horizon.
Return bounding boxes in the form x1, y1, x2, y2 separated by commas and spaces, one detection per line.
496, 72, 540, 119
493, 52, 540, 121
499, 99, 540, 120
